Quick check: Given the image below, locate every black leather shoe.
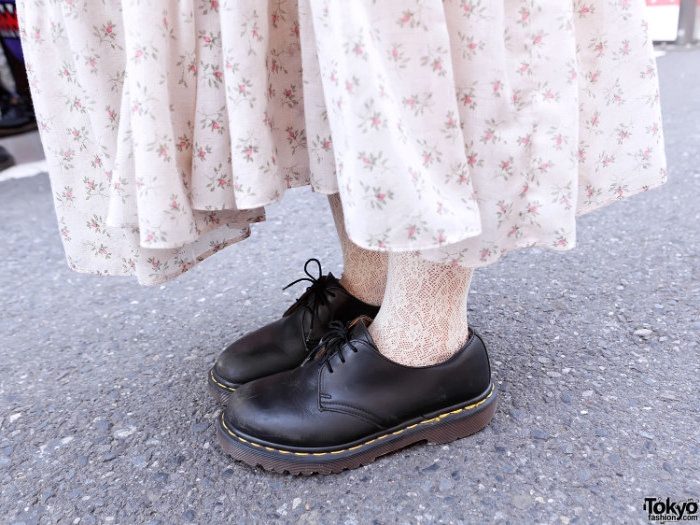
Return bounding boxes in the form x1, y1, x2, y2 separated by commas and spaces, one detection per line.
217, 317, 498, 475
208, 259, 380, 404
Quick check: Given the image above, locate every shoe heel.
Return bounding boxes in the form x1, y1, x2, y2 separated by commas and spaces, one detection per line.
423, 384, 498, 445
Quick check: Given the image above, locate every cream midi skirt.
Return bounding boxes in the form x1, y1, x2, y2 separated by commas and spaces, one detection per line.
18, 0, 666, 284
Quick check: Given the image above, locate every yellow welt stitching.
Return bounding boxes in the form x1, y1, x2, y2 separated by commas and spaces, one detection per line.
222, 384, 496, 458
210, 370, 237, 392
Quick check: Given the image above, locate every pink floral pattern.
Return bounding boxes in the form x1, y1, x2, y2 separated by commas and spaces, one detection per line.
18, 0, 666, 283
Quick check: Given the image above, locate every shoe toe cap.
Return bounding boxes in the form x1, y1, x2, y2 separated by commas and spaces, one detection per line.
214, 318, 301, 384
223, 372, 380, 449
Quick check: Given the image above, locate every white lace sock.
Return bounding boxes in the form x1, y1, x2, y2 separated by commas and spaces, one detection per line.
328, 193, 387, 306
368, 252, 474, 367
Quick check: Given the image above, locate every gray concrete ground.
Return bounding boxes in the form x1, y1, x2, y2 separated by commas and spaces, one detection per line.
1, 48, 699, 525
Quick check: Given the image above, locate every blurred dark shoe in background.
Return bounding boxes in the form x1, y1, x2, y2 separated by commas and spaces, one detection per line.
0, 144, 15, 171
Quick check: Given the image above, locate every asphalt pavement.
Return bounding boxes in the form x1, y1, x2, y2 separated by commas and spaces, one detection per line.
1, 47, 699, 525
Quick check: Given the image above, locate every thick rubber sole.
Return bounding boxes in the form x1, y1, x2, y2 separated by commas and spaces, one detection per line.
217, 382, 498, 475
207, 368, 238, 405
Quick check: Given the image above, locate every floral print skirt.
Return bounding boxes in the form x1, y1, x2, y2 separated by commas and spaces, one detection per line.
18, 0, 666, 284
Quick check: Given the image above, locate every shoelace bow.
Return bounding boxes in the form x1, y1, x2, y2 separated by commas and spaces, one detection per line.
304, 320, 360, 373
282, 258, 337, 346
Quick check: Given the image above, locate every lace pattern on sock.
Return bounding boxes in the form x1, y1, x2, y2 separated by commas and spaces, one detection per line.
329, 193, 387, 306
369, 252, 473, 367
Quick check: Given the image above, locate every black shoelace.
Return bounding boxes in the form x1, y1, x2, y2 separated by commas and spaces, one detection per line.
304, 320, 360, 374
282, 258, 337, 347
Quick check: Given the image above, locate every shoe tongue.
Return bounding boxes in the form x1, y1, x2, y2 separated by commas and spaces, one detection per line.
347, 316, 375, 346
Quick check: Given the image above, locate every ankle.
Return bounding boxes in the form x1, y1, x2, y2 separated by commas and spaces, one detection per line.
339, 273, 384, 307
368, 318, 469, 367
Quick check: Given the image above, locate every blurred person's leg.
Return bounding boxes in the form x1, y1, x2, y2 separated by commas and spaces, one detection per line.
0, 0, 36, 136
